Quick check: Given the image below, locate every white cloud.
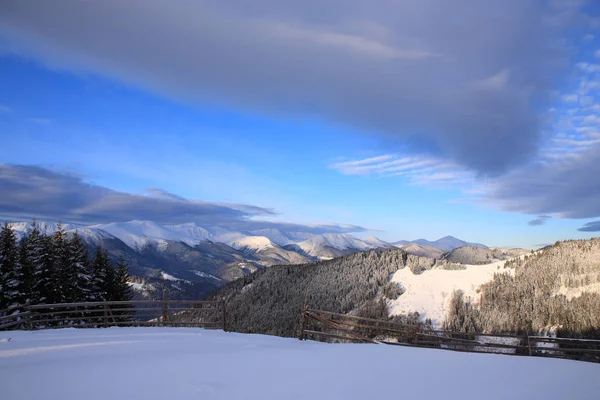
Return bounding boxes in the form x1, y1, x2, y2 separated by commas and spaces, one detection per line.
562, 94, 578, 102
331, 153, 473, 187
0, 105, 12, 113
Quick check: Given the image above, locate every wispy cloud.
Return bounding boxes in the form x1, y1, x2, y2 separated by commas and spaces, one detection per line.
528, 215, 552, 226
330, 154, 474, 186
0, 105, 12, 113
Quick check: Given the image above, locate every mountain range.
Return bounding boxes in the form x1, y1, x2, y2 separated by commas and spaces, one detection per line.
8, 219, 489, 298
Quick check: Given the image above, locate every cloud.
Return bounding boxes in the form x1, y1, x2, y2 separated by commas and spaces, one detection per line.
0, 163, 367, 235
479, 144, 600, 219
0, 105, 12, 113
578, 221, 600, 232
0, 0, 588, 175
528, 215, 552, 226
330, 153, 474, 186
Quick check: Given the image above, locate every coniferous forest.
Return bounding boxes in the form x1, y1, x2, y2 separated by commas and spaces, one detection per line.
0, 221, 132, 316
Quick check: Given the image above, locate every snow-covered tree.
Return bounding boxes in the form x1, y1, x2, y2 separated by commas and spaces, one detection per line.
0, 222, 25, 313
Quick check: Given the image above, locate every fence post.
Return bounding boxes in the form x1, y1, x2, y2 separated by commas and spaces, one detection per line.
221, 297, 227, 332
297, 289, 310, 340
527, 335, 533, 356
162, 290, 168, 325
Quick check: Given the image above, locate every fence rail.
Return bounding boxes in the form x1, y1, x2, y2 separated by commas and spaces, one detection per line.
299, 308, 600, 363
0, 295, 226, 331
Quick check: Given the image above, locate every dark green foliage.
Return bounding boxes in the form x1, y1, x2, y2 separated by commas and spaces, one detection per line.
0, 222, 25, 312
0, 220, 133, 316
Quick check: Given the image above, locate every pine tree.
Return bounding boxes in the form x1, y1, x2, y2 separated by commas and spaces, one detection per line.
112, 254, 133, 322
91, 246, 110, 301
0, 222, 25, 313
52, 222, 74, 303
67, 232, 93, 302
112, 254, 133, 301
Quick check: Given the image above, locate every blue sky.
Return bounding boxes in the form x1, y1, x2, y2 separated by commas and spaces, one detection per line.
1, 1, 599, 248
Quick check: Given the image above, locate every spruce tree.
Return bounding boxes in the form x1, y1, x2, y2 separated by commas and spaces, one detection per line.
0, 222, 25, 313
52, 222, 74, 303
112, 254, 133, 322
67, 232, 93, 302
91, 246, 110, 301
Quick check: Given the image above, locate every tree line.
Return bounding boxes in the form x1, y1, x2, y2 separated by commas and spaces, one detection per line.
0, 221, 133, 315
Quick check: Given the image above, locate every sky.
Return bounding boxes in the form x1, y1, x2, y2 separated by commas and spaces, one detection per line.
0, 0, 599, 248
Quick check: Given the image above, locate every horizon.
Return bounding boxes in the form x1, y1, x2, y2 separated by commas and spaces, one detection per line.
1, 1, 600, 249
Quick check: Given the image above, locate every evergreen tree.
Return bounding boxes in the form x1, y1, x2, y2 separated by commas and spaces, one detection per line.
67, 232, 93, 302
112, 254, 133, 322
0, 222, 25, 313
112, 254, 133, 302
91, 246, 110, 301
52, 222, 74, 303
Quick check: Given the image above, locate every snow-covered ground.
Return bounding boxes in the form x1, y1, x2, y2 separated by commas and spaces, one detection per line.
1, 328, 598, 400
388, 259, 514, 325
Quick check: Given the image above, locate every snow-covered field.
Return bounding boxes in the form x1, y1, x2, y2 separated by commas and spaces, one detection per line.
388, 259, 513, 325
1, 328, 598, 400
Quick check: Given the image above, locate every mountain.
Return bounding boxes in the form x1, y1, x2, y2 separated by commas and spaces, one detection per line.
296, 233, 379, 260
360, 236, 394, 248
204, 238, 600, 339
442, 246, 529, 265
412, 236, 487, 251
397, 243, 445, 258
392, 235, 487, 252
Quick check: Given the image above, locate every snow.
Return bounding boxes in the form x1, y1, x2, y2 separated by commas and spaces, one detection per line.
0, 328, 598, 400
191, 270, 222, 281
388, 259, 513, 326
127, 282, 146, 291
297, 233, 374, 254
229, 235, 274, 252
160, 272, 181, 281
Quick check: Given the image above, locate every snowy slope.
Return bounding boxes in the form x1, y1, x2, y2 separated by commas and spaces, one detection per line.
360, 236, 393, 248
299, 234, 373, 251
246, 229, 293, 246
398, 243, 445, 258
229, 236, 275, 252
1, 328, 598, 400
388, 258, 515, 326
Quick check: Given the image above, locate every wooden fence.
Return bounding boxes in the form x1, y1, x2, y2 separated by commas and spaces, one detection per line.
0, 296, 226, 331
299, 307, 600, 363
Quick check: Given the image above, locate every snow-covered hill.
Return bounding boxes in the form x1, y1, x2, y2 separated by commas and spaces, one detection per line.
1, 328, 598, 400
388, 258, 515, 326
397, 243, 445, 258
297, 233, 378, 259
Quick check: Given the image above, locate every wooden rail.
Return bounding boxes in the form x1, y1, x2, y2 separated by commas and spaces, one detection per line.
300, 308, 600, 363
0, 297, 227, 332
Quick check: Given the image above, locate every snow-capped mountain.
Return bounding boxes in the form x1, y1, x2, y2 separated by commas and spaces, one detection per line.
296, 233, 383, 259
8, 219, 491, 301
393, 235, 487, 252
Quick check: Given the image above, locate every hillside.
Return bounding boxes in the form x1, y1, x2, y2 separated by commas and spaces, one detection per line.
446, 238, 600, 338
199, 249, 465, 337
398, 243, 445, 258
442, 246, 530, 265
195, 238, 600, 339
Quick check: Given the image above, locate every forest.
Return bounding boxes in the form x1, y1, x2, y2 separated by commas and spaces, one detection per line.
0, 221, 132, 315
444, 238, 600, 339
